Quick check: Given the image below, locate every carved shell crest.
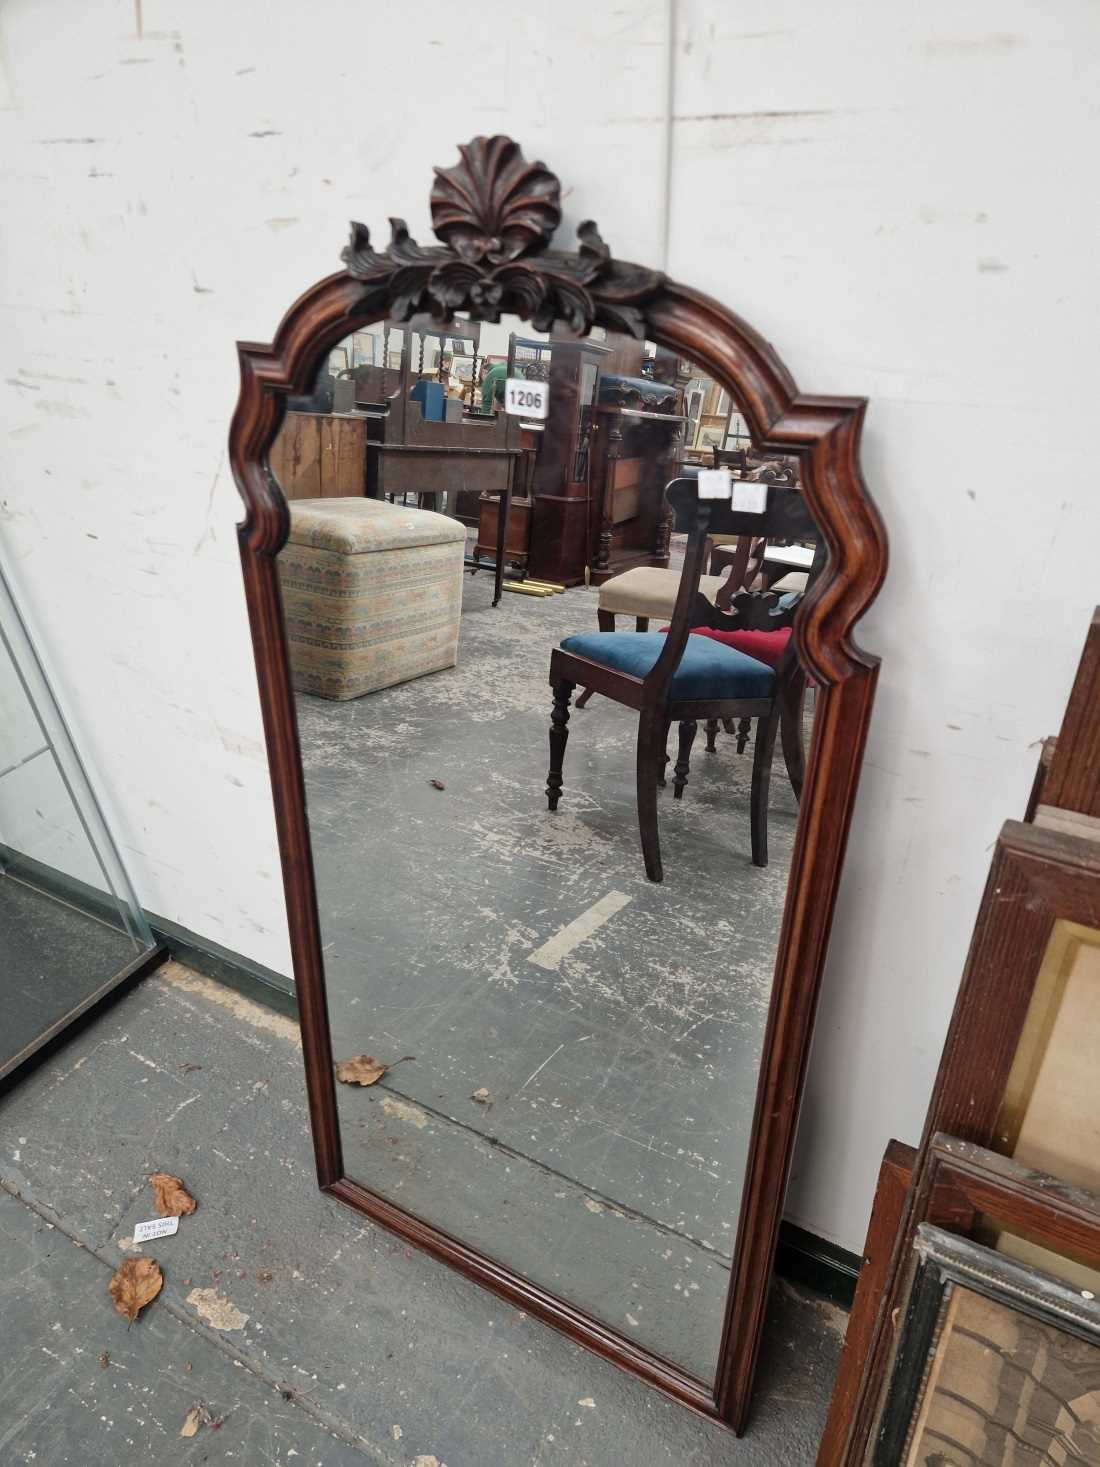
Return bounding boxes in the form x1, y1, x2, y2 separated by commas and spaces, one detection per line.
430, 135, 561, 266
340, 136, 663, 338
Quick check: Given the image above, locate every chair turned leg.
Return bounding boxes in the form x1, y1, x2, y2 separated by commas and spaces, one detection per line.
779, 672, 807, 802
635, 616, 650, 632
673, 719, 697, 800
575, 687, 594, 709
704, 718, 719, 753
636, 712, 665, 882
735, 716, 752, 755
749, 704, 780, 868
597, 609, 616, 632
658, 717, 671, 787
546, 681, 575, 810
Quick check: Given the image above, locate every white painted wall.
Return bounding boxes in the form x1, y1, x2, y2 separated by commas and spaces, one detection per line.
0, 0, 669, 977
669, 1, 1100, 1246
1, 0, 1097, 1248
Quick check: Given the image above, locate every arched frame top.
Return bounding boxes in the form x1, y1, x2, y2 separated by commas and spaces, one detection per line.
228, 136, 887, 1434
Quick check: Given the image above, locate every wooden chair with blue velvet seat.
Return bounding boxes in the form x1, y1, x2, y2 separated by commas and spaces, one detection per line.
545, 477, 813, 882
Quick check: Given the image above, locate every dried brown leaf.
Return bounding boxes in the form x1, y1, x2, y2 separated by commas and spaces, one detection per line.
429, 778, 446, 790
335, 1054, 414, 1087
180, 1403, 214, 1437
108, 1257, 163, 1323
335, 1055, 388, 1086
150, 1172, 197, 1217
470, 1087, 492, 1105
98, 1351, 110, 1370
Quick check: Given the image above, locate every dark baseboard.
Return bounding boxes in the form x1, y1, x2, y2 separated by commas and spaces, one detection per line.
775, 1221, 859, 1309
1, 842, 129, 929
146, 913, 297, 1020
0, 842, 296, 1021
2, 840, 856, 1305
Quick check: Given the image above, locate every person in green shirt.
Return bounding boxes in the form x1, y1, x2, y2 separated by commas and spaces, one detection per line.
480, 359, 507, 413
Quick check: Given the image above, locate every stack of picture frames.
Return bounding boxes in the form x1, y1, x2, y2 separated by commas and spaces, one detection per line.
820, 608, 1100, 1465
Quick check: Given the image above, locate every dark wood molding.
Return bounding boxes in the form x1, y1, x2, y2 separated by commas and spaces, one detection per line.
229, 135, 887, 1433
918, 820, 1100, 1154
817, 1141, 916, 1466
1042, 607, 1100, 817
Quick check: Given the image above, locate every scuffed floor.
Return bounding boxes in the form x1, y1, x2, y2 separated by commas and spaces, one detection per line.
0, 961, 843, 1466
295, 569, 807, 1380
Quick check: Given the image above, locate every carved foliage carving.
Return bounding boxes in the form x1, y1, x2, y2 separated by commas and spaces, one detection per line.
341, 134, 662, 338
688, 587, 800, 635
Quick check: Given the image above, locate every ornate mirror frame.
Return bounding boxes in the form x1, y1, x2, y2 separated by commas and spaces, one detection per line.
229, 137, 887, 1432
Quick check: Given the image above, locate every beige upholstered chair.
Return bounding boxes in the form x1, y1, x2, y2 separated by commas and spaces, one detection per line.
595, 565, 729, 633
278, 497, 465, 700
593, 563, 807, 632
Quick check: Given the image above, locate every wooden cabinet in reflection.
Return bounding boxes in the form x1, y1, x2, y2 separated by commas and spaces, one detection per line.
480, 332, 685, 586
269, 320, 685, 588
268, 412, 370, 500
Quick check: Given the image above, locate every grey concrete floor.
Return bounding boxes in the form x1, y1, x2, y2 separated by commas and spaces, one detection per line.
0, 961, 844, 1466
295, 569, 810, 1380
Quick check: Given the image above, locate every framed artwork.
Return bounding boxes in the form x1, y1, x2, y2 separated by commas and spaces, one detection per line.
827, 614, 1100, 1466
844, 1136, 1100, 1466
876, 1222, 1100, 1466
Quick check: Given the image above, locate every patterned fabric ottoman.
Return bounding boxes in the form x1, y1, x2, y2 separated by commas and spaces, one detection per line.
278, 497, 466, 700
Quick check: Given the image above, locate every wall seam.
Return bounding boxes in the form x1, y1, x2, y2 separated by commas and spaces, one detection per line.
660, 0, 676, 272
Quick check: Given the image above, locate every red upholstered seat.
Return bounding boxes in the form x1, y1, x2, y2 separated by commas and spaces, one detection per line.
657, 625, 792, 668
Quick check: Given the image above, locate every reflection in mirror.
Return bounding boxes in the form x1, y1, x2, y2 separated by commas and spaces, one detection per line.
0, 563, 157, 1081
269, 316, 820, 1383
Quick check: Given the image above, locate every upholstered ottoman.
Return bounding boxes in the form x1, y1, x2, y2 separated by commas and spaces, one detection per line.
278, 496, 466, 700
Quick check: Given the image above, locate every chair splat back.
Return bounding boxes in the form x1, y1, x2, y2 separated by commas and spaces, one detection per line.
643, 484, 716, 703
663, 475, 823, 644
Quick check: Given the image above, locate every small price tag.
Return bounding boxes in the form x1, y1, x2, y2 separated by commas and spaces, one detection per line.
132, 1215, 180, 1245
504, 377, 549, 420
732, 479, 768, 514
696, 468, 732, 500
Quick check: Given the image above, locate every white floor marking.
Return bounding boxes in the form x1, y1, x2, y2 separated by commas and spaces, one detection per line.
526, 890, 632, 972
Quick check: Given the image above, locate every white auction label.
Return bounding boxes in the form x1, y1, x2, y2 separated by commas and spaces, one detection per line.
696, 468, 732, 500
503, 377, 549, 420
732, 479, 768, 514
132, 1215, 180, 1244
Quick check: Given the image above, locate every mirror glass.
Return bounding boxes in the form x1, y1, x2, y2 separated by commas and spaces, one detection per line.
0, 564, 155, 1081
269, 314, 820, 1383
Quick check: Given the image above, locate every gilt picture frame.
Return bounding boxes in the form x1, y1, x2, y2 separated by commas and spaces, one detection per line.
876, 1222, 1100, 1466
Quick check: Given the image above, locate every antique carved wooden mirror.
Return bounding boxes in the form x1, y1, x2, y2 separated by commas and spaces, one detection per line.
230, 136, 886, 1431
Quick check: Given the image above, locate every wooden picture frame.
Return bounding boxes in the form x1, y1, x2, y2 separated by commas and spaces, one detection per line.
228, 134, 887, 1432
842, 1128, 1100, 1464
869, 1137, 1100, 1465
818, 1140, 917, 1466
838, 820, 1100, 1460
827, 616, 1100, 1463
877, 1224, 1100, 1466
